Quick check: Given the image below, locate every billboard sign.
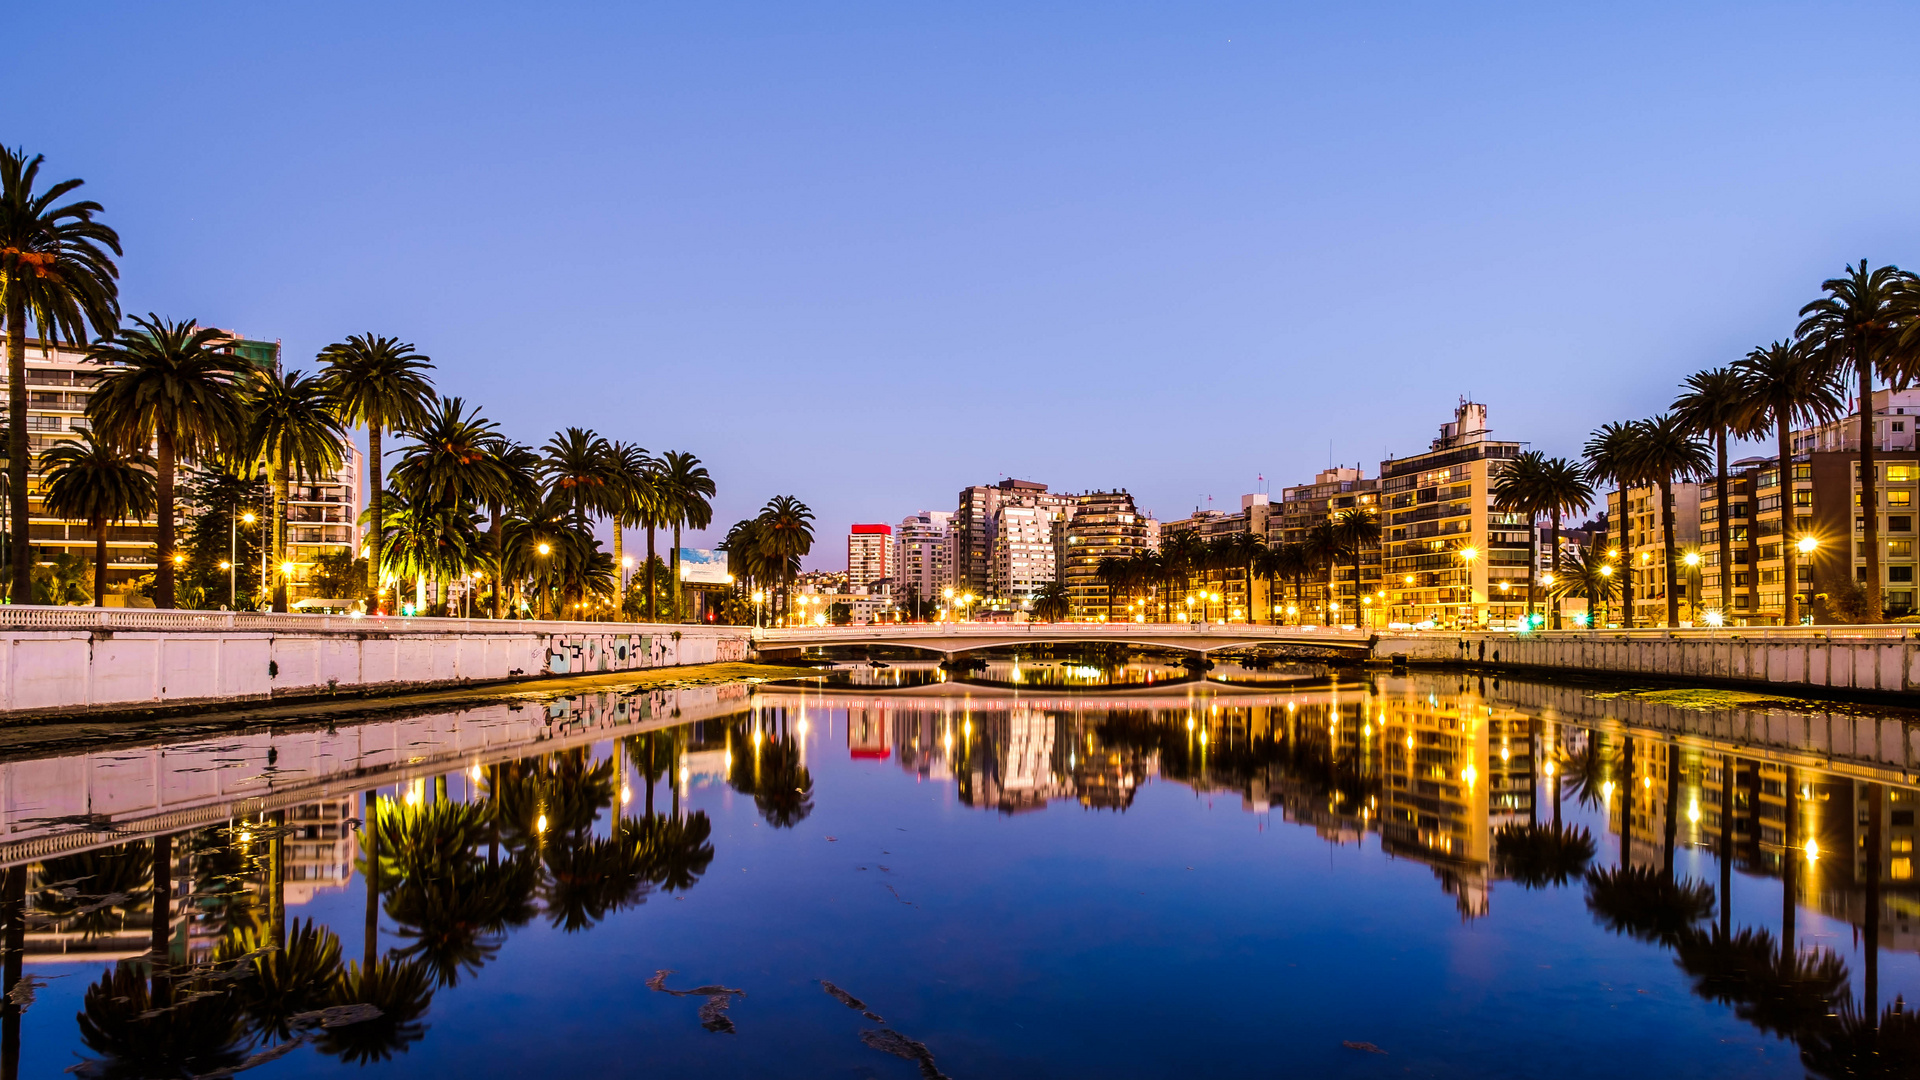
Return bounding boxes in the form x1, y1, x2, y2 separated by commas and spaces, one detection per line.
677, 547, 731, 585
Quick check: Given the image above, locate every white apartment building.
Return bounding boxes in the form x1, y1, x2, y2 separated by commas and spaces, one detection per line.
894, 511, 952, 603
847, 523, 892, 589
991, 502, 1068, 603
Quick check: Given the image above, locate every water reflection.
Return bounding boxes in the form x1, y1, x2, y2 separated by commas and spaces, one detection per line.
0, 672, 1917, 1075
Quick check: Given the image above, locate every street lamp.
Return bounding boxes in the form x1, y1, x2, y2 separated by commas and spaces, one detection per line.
1796, 534, 1818, 555
1682, 550, 1701, 625
751, 590, 765, 629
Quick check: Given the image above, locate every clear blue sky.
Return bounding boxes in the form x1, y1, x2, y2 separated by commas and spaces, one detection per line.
16, 2, 1920, 566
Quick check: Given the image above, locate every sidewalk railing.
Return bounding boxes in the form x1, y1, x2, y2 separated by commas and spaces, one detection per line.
0, 605, 746, 637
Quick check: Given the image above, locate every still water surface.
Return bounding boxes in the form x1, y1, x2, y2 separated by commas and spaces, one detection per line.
4, 666, 1918, 1078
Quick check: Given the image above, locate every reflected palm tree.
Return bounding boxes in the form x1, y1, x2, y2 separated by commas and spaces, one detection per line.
72, 962, 249, 1079
31, 844, 152, 941
1672, 925, 1848, 1040
364, 798, 492, 880
1560, 735, 1617, 810
1493, 824, 1596, 889
1800, 998, 1920, 1079
728, 732, 814, 829
311, 958, 435, 1066
623, 812, 716, 892
1584, 865, 1715, 945
220, 915, 344, 1043
488, 749, 617, 850
384, 855, 540, 986
541, 833, 654, 932
624, 731, 676, 818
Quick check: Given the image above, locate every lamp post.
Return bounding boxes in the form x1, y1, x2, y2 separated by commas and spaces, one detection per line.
1458, 545, 1479, 628
242, 511, 259, 609
1540, 571, 1556, 631
1682, 550, 1701, 625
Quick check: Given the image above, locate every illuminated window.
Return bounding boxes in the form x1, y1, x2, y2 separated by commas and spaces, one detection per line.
1895, 858, 1913, 881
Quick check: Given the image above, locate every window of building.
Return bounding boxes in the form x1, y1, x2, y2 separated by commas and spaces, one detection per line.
1793, 490, 1812, 506
1891, 541, 1914, 559
1892, 517, 1914, 533
1890, 465, 1917, 483
1890, 491, 1914, 508
1893, 566, 1915, 583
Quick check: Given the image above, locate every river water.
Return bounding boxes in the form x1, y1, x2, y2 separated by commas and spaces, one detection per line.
3, 663, 1916, 1078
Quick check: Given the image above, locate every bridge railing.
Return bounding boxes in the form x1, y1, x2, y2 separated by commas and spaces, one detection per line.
0, 604, 744, 638
749, 622, 1371, 643
1384, 625, 1916, 643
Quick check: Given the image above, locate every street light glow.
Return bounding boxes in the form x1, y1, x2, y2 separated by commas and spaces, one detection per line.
1797, 535, 1818, 554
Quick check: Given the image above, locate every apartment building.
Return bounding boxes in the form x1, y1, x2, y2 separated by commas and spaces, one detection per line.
1699, 459, 1768, 624
892, 511, 951, 604
1380, 401, 1529, 629
847, 523, 893, 589
1274, 469, 1383, 624
952, 479, 1074, 603
9, 334, 360, 606
1063, 489, 1150, 620
1160, 494, 1277, 621
1795, 389, 1920, 618
1604, 482, 1703, 626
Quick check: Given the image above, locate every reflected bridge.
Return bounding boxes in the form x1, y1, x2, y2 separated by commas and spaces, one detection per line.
750, 622, 1372, 659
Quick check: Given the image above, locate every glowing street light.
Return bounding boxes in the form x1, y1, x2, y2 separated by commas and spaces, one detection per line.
1796, 535, 1819, 555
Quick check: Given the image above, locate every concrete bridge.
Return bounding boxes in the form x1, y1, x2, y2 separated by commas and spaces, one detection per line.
751, 621, 1373, 659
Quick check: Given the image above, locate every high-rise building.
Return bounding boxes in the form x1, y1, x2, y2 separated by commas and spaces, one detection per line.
1162, 494, 1278, 621
1063, 490, 1150, 620
847, 523, 893, 588
1699, 458, 1768, 624
1380, 401, 1529, 629
1275, 469, 1382, 624
893, 511, 951, 605
952, 479, 1073, 601
1794, 388, 1920, 619
1606, 481, 1703, 626
9, 333, 361, 606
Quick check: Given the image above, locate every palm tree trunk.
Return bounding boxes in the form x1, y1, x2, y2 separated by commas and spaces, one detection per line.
5, 297, 28, 605
272, 452, 289, 613
1718, 753, 1734, 938
366, 426, 384, 613
646, 523, 657, 622
1352, 549, 1363, 630
93, 517, 108, 607
150, 833, 172, 1004
1714, 432, 1731, 620
1617, 489, 1632, 629
612, 519, 624, 620
156, 428, 176, 609
364, 790, 379, 967
1662, 742, 1680, 878
0, 863, 24, 1080
1619, 736, 1635, 870
672, 522, 683, 621
1857, 354, 1882, 620
1549, 511, 1563, 630
1778, 420, 1798, 625
1781, 765, 1798, 958
1660, 476, 1678, 627
488, 501, 503, 619
1525, 515, 1538, 628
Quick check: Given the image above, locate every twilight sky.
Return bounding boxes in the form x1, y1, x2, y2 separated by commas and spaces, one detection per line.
16, 2, 1920, 567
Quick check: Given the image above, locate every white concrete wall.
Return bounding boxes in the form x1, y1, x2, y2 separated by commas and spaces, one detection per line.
0, 623, 753, 716
1373, 631, 1919, 695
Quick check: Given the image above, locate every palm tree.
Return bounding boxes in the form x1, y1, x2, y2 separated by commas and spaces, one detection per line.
1270, 542, 1308, 624
1493, 451, 1550, 626
656, 451, 715, 621
318, 334, 436, 613
1031, 579, 1070, 622
1331, 509, 1380, 628
1672, 367, 1754, 622
1798, 261, 1908, 621
1, 147, 122, 600
1552, 538, 1619, 627
243, 368, 348, 612
1095, 556, 1126, 621
1626, 414, 1713, 626
482, 438, 541, 617
1583, 421, 1644, 628
390, 398, 520, 615
37, 434, 156, 605
1301, 521, 1341, 624
1534, 458, 1594, 629
606, 441, 655, 615
85, 316, 253, 608
757, 496, 814, 623
1224, 531, 1266, 622
1733, 341, 1845, 626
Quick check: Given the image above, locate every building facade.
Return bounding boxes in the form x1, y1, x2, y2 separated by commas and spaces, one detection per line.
1605, 482, 1704, 626
893, 511, 951, 605
11, 333, 360, 607
1794, 389, 1920, 619
1063, 490, 1150, 620
1380, 401, 1528, 629
1275, 469, 1383, 625
847, 523, 893, 589
952, 479, 1073, 603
